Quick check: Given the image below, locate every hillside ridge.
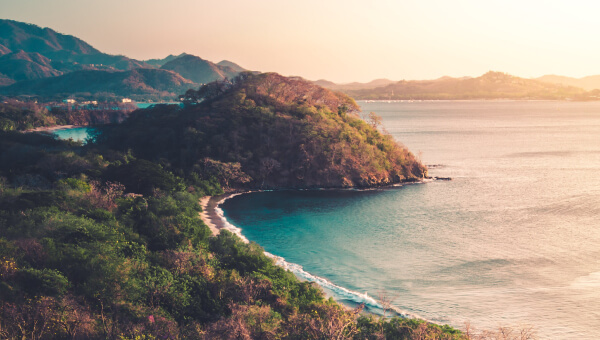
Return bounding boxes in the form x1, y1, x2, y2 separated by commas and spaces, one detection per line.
0, 19, 247, 101
100, 72, 427, 189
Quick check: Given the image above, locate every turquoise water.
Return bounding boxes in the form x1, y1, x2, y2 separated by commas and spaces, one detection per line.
220, 101, 600, 339
52, 127, 95, 143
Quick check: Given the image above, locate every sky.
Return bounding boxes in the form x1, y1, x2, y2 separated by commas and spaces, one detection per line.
2, 0, 600, 83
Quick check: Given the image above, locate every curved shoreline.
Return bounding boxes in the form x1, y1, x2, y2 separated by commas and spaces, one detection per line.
197, 187, 432, 319
198, 179, 439, 237
199, 192, 252, 239
25, 124, 83, 133
199, 195, 226, 236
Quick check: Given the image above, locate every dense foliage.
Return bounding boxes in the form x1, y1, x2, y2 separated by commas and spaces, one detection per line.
0, 131, 463, 339
0, 102, 57, 131
98, 72, 426, 189
0, 101, 135, 131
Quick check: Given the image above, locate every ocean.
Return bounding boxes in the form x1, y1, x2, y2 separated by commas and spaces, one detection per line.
219, 100, 600, 339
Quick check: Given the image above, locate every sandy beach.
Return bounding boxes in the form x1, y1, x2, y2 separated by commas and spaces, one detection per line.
199, 195, 231, 236
26, 124, 80, 132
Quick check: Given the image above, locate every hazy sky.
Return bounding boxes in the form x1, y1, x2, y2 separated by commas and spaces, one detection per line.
2, 0, 600, 83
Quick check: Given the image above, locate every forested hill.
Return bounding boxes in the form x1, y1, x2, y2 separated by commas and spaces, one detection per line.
160, 54, 240, 84
0, 19, 147, 74
0, 68, 196, 101
0, 19, 247, 100
99, 72, 427, 189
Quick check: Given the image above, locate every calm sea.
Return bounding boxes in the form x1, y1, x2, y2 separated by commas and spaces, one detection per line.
220, 101, 600, 339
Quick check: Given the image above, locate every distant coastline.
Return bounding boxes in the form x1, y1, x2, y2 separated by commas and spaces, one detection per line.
356, 98, 581, 102
322, 71, 600, 101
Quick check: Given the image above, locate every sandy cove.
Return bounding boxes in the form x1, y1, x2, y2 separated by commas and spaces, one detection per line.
199, 194, 232, 236
26, 124, 81, 132
198, 191, 382, 312
197, 183, 435, 237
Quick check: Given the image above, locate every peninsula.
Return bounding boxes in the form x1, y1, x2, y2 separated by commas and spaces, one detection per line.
0, 74, 467, 339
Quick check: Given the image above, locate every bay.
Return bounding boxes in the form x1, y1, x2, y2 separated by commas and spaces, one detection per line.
220, 100, 600, 339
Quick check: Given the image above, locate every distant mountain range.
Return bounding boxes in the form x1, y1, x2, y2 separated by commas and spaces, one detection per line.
0, 19, 147, 74
0, 19, 247, 100
317, 72, 600, 100
160, 54, 239, 84
144, 53, 187, 67
2, 19, 600, 102
313, 78, 397, 91
535, 75, 600, 91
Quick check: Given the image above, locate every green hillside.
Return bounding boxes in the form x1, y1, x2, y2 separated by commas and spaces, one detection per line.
99, 72, 427, 189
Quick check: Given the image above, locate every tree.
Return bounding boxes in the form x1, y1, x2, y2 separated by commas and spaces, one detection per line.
377, 289, 397, 319
259, 157, 281, 187
0, 297, 58, 340
201, 158, 252, 188
105, 159, 184, 195
367, 111, 383, 130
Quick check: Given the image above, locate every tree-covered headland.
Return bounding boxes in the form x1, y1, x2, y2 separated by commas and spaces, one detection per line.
0, 74, 473, 339
98, 72, 426, 189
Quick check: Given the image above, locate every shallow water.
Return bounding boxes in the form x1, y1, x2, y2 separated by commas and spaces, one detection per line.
52, 127, 95, 143
220, 101, 600, 339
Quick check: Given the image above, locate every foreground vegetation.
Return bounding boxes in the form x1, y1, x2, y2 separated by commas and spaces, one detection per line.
0, 131, 463, 339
